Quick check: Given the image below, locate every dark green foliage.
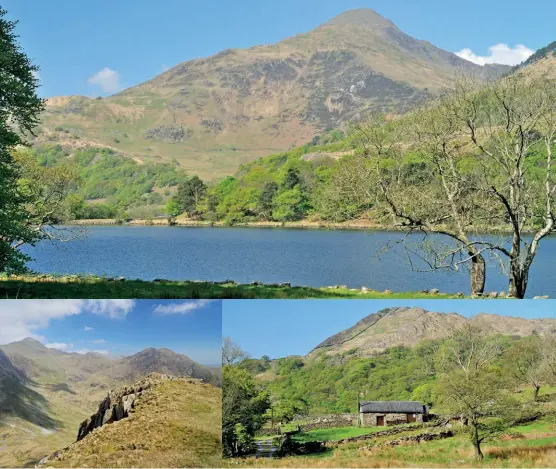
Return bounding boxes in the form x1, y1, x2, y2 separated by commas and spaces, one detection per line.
257, 182, 279, 220
0, 7, 44, 273
223, 365, 270, 456
174, 176, 207, 217
282, 168, 302, 190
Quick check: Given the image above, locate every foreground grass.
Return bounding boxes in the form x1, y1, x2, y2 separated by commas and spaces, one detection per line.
226, 418, 556, 468
43, 380, 222, 468
0, 276, 461, 299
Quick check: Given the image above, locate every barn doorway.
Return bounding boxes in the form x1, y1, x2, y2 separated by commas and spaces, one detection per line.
407, 414, 417, 423
377, 415, 385, 426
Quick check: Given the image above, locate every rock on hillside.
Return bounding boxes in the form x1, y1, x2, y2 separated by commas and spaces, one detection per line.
36, 8, 511, 179
309, 307, 556, 356
40, 374, 222, 468
75, 373, 199, 441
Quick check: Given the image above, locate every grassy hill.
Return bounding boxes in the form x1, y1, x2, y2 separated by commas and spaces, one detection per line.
34, 8, 510, 181
0, 339, 220, 467
40, 378, 222, 468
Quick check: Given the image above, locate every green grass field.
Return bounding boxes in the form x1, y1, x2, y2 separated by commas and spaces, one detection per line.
226, 417, 556, 468
0, 276, 462, 299
292, 427, 383, 443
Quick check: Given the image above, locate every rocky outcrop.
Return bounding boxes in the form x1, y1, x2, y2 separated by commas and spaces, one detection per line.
76, 373, 183, 441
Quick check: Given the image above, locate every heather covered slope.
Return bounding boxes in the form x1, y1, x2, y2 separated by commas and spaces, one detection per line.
35, 8, 510, 179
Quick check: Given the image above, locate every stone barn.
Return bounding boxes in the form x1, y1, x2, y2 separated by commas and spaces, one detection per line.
359, 401, 428, 427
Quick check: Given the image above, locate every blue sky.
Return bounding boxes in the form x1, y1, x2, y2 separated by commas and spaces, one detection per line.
223, 300, 556, 358
0, 300, 222, 365
3, 0, 554, 98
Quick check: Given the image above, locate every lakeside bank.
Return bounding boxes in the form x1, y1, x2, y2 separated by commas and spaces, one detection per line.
68, 217, 520, 233
0, 275, 465, 300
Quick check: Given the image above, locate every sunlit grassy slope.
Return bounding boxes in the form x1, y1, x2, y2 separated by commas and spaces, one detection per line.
42, 380, 222, 468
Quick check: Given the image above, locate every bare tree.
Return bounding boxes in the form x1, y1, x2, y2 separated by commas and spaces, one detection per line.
452, 75, 556, 298
352, 113, 491, 296
222, 337, 249, 366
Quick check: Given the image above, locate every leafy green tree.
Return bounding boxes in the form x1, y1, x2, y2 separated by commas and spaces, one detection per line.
411, 382, 437, 407
272, 187, 306, 222
174, 176, 207, 218
257, 181, 278, 220
507, 335, 549, 401
164, 199, 181, 222
0, 7, 45, 273
434, 325, 516, 460
222, 339, 270, 457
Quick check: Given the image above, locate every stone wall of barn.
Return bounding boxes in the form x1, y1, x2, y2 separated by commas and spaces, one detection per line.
359, 412, 424, 427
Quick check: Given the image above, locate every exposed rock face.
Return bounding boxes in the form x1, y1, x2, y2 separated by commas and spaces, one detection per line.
76, 373, 180, 441
145, 124, 193, 143
308, 307, 556, 357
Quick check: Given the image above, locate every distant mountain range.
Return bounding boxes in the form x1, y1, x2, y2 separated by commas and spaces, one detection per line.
0, 338, 220, 467
309, 307, 556, 357
35, 8, 514, 179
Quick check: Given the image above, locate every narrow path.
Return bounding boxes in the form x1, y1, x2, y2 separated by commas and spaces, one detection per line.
254, 439, 279, 458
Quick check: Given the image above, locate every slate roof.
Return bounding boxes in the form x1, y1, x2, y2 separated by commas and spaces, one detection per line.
359, 401, 427, 414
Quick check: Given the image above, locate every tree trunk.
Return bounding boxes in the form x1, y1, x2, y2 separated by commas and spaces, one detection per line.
471, 424, 484, 460
534, 385, 540, 402
470, 253, 486, 296
508, 259, 528, 299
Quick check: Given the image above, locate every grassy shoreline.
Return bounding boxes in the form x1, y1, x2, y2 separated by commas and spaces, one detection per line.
0, 275, 463, 299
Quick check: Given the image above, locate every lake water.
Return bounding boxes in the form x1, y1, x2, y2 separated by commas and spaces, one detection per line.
22, 226, 556, 297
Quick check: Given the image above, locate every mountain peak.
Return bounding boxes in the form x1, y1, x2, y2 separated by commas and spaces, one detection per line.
324, 8, 396, 30
15, 337, 47, 349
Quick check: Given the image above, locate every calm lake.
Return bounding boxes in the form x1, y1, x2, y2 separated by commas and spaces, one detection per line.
22, 226, 556, 298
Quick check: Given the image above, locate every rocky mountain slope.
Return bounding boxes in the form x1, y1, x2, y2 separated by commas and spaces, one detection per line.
39, 374, 222, 468
0, 339, 220, 467
516, 41, 556, 80
35, 8, 511, 179
309, 307, 556, 357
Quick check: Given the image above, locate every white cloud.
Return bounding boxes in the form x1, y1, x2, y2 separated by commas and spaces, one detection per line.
93, 339, 106, 344
88, 67, 123, 93
0, 300, 84, 344
153, 300, 215, 315
84, 326, 94, 332
86, 299, 135, 319
0, 300, 135, 344
455, 43, 534, 66
45, 342, 73, 351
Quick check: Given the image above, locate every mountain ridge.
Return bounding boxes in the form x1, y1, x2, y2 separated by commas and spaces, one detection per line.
308, 307, 556, 357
